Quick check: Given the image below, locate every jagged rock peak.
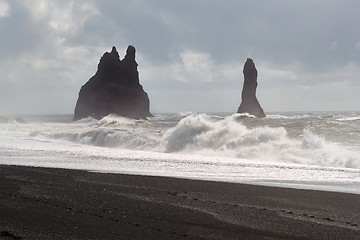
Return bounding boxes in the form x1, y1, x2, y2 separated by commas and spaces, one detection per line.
125, 45, 136, 59
110, 46, 120, 59
237, 58, 266, 118
73, 45, 153, 121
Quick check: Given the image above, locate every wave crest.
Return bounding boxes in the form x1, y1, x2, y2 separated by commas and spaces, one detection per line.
163, 114, 360, 168
29, 113, 360, 169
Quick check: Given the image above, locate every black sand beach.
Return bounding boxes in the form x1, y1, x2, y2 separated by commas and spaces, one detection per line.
0, 165, 359, 240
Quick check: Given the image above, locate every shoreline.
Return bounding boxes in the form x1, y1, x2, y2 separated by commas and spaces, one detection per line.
1, 165, 359, 239
2, 161, 359, 196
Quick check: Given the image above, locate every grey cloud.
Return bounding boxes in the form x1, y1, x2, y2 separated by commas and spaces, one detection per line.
0, 3, 44, 58
88, 0, 360, 69
1, 0, 360, 114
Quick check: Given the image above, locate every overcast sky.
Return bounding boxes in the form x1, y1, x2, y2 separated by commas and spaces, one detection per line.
0, 0, 359, 115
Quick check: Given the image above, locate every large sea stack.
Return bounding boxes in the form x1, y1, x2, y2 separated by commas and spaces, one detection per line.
73, 46, 153, 120
237, 58, 266, 118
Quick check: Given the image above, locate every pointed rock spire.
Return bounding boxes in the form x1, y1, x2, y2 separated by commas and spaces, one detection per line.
237, 58, 266, 118
110, 46, 120, 60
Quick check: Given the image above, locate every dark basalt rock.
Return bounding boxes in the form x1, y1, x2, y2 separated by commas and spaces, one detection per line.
73, 46, 153, 120
237, 58, 266, 118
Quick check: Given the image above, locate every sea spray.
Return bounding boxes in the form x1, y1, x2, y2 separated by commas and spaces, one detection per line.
1, 112, 360, 193
12, 112, 360, 169
163, 113, 360, 168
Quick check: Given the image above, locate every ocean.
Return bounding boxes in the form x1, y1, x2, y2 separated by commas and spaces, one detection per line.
1, 112, 360, 194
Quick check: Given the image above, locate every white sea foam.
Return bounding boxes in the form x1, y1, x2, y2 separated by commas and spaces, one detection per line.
75, 116, 98, 124
1, 112, 360, 194
266, 114, 312, 119
336, 116, 360, 121
162, 114, 360, 169
19, 113, 360, 169
97, 114, 137, 126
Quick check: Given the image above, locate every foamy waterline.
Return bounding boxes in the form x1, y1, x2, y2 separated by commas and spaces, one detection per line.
1, 112, 360, 194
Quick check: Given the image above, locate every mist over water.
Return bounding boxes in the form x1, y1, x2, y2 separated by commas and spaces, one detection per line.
1, 112, 360, 193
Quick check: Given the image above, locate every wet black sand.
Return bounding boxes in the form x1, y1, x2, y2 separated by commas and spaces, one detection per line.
0, 165, 359, 240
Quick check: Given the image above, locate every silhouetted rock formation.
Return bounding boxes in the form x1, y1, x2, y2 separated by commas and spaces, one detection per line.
74, 46, 153, 120
237, 58, 266, 118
